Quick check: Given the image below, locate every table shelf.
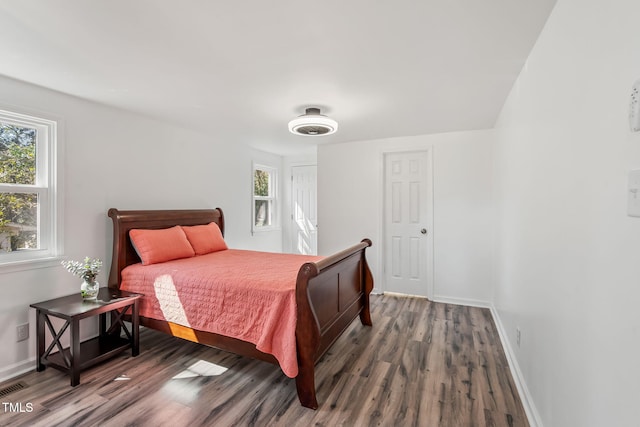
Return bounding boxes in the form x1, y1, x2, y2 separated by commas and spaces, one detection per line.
44, 335, 132, 372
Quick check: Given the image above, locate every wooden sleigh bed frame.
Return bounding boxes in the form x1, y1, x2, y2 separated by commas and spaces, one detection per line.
107, 208, 373, 409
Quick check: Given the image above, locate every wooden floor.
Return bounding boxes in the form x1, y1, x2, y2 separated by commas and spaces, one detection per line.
0, 294, 528, 427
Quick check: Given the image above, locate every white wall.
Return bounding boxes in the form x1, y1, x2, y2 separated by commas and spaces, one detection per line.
493, 0, 640, 426
317, 130, 494, 304
0, 75, 283, 381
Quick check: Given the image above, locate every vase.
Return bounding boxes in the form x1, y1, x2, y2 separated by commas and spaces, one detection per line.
81, 279, 99, 300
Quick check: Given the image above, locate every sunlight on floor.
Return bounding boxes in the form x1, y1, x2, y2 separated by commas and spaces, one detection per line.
172, 359, 228, 380
159, 360, 229, 404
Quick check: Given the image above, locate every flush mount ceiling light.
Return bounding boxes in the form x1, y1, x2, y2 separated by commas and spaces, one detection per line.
288, 107, 338, 136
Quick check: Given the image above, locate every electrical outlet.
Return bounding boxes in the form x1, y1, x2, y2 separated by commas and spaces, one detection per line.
628, 170, 640, 217
17, 323, 29, 342
516, 328, 521, 347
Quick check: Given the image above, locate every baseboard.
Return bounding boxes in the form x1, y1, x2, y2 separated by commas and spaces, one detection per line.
0, 357, 35, 384
431, 294, 492, 308
489, 304, 543, 427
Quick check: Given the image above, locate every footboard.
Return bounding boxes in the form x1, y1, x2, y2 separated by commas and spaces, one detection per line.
294, 239, 374, 409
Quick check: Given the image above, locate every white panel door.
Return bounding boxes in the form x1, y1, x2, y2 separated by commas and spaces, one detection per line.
291, 165, 317, 255
384, 151, 432, 297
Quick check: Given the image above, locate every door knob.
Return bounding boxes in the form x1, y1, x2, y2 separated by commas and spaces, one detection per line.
420, 228, 427, 235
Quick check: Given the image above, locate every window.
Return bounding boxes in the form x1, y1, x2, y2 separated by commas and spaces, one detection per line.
252, 164, 278, 231
0, 109, 60, 267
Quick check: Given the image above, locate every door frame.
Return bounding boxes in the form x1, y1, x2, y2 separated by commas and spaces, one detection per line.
379, 148, 435, 299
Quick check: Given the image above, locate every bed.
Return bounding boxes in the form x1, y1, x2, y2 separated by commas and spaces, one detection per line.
107, 208, 373, 409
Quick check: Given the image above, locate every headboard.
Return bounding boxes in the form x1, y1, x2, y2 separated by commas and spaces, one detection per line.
107, 208, 225, 289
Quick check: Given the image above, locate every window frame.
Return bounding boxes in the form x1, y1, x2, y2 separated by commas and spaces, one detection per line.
252, 163, 279, 233
0, 108, 63, 271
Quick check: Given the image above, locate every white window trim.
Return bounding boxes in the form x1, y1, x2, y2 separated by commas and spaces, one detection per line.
0, 108, 63, 272
252, 163, 279, 233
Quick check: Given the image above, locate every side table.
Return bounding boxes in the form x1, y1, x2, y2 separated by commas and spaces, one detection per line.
30, 288, 141, 386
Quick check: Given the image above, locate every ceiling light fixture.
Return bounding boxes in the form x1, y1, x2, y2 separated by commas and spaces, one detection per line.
288, 107, 338, 136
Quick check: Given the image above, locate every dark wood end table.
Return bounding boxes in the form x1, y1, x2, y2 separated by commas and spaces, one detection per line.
30, 288, 141, 386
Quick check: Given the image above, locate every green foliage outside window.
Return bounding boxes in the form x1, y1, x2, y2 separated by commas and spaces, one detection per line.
254, 169, 270, 196
254, 168, 272, 227
0, 123, 38, 251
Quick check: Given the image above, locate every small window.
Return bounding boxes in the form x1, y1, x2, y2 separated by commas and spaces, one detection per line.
0, 109, 60, 266
252, 164, 278, 231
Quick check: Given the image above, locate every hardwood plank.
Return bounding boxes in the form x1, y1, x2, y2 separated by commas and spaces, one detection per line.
0, 294, 529, 427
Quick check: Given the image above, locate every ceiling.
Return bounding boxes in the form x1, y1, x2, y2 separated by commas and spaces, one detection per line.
0, 1, 556, 156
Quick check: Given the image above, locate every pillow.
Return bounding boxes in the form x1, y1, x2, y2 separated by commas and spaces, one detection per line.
181, 222, 227, 255
129, 226, 195, 265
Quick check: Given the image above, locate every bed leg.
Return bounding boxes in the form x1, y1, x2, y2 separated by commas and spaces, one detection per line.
359, 251, 375, 327
295, 362, 318, 410
359, 295, 373, 327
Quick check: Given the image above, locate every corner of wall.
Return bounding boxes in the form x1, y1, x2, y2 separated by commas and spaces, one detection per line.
489, 304, 544, 427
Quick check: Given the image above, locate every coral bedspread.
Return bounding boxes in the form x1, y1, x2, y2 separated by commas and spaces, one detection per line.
120, 249, 323, 378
